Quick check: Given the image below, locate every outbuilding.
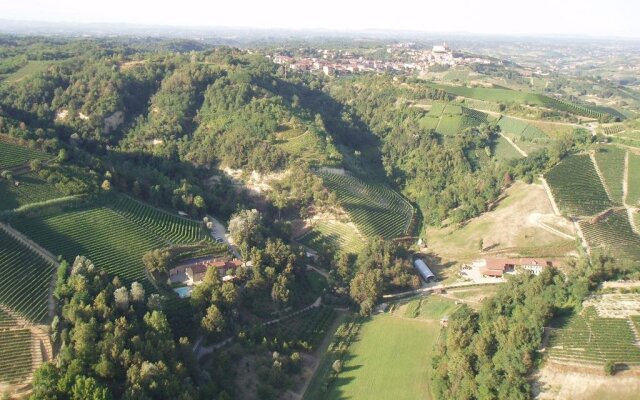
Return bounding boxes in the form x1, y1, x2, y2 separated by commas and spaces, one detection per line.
413, 258, 436, 283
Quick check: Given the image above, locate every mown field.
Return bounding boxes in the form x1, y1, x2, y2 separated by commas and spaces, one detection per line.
327, 314, 438, 400
0, 230, 57, 323
491, 134, 523, 160
545, 154, 613, 216
318, 172, 414, 239
0, 141, 49, 169
13, 197, 209, 291
547, 306, 640, 366
497, 116, 551, 154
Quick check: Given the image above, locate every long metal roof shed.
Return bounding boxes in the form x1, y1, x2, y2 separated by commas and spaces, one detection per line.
413, 258, 436, 282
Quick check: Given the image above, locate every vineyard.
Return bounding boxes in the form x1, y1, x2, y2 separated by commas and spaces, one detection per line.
0, 230, 56, 323
0, 173, 63, 211
297, 220, 364, 255
0, 141, 49, 169
547, 307, 640, 365
593, 146, 625, 204
428, 83, 614, 119
112, 195, 208, 244
14, 206, 164, 291
0, 328, 32, 384
628, 152, 640, 206
266, 306, 336, 351
601, 124, 625, 135
579, 209, 640, 261
545, 154, 613, 216
317, 171, 415, 238
491, 135, 523, 160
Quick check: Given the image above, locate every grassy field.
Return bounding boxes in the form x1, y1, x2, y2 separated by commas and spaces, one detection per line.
419, 102, 488, 136
425, 181, 577, 261
327, 315, 438, 400
1, 60, 56, 85
297, 220, 364, 255
491, 134, 524, 161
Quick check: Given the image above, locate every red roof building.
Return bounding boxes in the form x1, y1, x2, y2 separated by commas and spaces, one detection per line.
479, 258, 555, 278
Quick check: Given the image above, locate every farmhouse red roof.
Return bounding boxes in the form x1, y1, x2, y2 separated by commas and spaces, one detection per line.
480, 258, 555, 277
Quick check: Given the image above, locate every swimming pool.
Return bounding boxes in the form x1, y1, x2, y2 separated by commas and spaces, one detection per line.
173, 286, 193, 298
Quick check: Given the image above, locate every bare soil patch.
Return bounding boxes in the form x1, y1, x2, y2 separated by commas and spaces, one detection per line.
533, 361, 640, 400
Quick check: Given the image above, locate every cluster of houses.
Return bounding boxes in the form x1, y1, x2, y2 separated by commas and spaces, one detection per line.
270, 44, 492, 76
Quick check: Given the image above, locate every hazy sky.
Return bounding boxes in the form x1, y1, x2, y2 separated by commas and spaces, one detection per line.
1, 0, 639, 38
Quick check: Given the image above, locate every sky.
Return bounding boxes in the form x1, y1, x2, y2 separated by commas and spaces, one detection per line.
1, 0, 639, 38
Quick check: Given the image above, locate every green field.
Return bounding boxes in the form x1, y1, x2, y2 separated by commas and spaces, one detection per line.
547, 306, 640, 365
593, 146, 626, 204
0, 328, 32, 384
0, 173, 63, 210
298, 220, 364, 255
579, 209, 640, 261
419, 102, 488, 136
265, 306, 337, 351
545, 154, 613, 216
0, 141, 49, 169
327, 315, 437, 400
13, 197, 208, 291
0, 230, 56, 323
497, 116, 550, 153
628, 152, 640, 206
1, 60, 56, 85
491, 134, 524, 160
317, 172, 414, 239
403, 295, 461, 319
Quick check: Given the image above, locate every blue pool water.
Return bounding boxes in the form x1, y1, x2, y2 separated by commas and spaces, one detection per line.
173, 286, 193, 298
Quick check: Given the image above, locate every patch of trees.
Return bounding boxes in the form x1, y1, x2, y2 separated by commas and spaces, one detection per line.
328, 238, 420, 315
34, 256, 201, 399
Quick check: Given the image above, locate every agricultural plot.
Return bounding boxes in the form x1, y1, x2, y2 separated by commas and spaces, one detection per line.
276, 130, 337, 166
112, 195, 208, 244
593, 147, 625, 204
317, 172, 414, 238
0, 173, 63, 210
327, 314, 437, 400
0, 329, 32, 384
297, 220, 364, 255
497, 116, 550, 153
0, 230, 56, 323
429, 83, 612, 119
1, 60, 57, 85
266, 306, 336, 351
0, 141, 49, 169
419, 102, 488, 136
491, 135, 524, 161
443, 70, 469, 82
579, 209, 640, 261
628, 152, 640, 206
545, 154, 613, 216
547, 307, 640, 366
13, 205, 179, 291
463, 98, 502, 112
601, 124, 625, 135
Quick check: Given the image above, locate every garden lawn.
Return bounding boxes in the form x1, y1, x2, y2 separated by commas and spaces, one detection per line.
328, 315, 437, 400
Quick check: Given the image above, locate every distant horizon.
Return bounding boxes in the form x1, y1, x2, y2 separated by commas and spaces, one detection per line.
1, 0, 639, 39
1, 18, 640, 43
